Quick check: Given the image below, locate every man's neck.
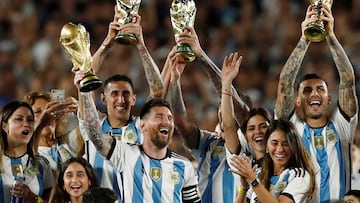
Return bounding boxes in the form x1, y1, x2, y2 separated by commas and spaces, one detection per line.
107, 116, 129, 128
305, 117, 328, 128
142, 143, 168, 160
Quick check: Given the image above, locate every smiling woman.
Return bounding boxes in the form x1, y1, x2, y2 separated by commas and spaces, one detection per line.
49, 157, 98, 203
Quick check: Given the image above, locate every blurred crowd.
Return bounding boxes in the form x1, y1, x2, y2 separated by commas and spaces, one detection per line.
0, 0, 359, 133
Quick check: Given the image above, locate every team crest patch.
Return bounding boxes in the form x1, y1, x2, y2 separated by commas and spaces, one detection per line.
212, 146, 224, 157
115, 135, 122, 141
314, 136, 324, 150
124, 129, 137, 143
326, 129, 337, 144
169, 168, 180, 184
151, 167, 162, 181
11, 164, 23, 176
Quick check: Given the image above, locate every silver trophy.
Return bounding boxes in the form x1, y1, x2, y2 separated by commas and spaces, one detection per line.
115, 0, 141, 45
170, 0, 197, 62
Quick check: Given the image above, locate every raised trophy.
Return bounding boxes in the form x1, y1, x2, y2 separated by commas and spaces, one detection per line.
115, 0, 141, 45
304, 0, 333, 42
59, 23, 102, 92
170, 0, 197, 62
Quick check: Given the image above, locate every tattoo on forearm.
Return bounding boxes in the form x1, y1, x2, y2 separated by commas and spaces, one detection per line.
140, 50, 164, 98
82, 93, 104, 151
171, 81, 186, 116
327, 35, 357, 116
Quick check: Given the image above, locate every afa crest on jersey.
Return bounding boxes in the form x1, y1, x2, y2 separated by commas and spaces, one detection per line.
151, 167, 162, 181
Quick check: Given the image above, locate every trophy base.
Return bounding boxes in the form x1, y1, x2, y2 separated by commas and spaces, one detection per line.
80, 73, 103, 92
115, 33, 138, 45
304, 23, 326, 42
177, 44, 196, 62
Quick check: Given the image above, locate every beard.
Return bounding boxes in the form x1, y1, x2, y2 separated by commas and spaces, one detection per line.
150, 130, 173, 149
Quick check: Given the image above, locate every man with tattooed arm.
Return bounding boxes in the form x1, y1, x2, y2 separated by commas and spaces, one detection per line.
275, 3, 358, 202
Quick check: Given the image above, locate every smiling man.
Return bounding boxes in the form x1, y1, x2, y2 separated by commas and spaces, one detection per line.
77, 91, 202, 202
275, 4, 358, 202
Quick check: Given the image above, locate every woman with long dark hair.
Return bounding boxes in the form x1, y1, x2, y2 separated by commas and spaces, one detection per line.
49, 157, 98, 203
231, 119, 316, 203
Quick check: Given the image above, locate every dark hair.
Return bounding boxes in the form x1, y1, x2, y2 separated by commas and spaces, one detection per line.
296, 73, 328, 91
83, 187, 118, 203
260, 119, 316, 199
0, 101, 36, 171
23, 91, 52, 105
49, 157, 98, 203
345, 190, 360, 199
240, 107, 272, 135
103, 74, 134, 92
139, 98, 171, 119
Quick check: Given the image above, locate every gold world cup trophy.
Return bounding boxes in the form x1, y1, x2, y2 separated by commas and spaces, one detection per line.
59, 23, 102, 92
170, 0, 197, 62
115, 0, 141, 45
304, 0, 333, 42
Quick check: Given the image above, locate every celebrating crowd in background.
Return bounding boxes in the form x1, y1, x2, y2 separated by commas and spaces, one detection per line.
1, 0, 360, 202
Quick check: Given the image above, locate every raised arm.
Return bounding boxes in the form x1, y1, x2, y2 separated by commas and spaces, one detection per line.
275, 6, 313, 119
177, 26, 250, 123
169, 50, 200, 149
120, 14, 164, 99
92, 6, 119, 73
221, 53, 242, 154
322, 4, 358, 117
73, 68, 113, 157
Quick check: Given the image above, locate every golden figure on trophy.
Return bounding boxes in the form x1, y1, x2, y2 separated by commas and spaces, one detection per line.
170, 0, 197, 62
59, 23, 102, 92
115, 0, 141, 45
304, 0, 333, 42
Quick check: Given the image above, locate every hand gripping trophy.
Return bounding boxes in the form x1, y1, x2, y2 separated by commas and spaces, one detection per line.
304, 0, 333, 42
170, 0, 197, 62
59, 23, 102, 92
115, 0, 141, 45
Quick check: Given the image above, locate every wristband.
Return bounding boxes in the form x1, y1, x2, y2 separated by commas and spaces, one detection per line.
222, 92, 233, 97
237, 187, 248, 195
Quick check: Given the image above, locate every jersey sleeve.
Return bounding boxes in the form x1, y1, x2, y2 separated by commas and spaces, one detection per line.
181, 161, 202, 202
281, 168, 312, 202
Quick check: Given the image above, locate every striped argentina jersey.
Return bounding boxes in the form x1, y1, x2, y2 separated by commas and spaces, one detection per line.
192, 130, 239, 203
290, 106, 358, 202
108, 140, 201, 203
81, 116, 143, 202
248, 168, 312, 203
0, 154, 55, 203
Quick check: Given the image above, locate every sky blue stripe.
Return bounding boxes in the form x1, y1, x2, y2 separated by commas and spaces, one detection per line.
173, 161, 184, 203
313, 128, 330, 202
150, 160, 162, 203
112, 169, 122, 202
0, 175, 4, 203
132, 157, 143, 203
223, 162, 234, 203
93, 150, 104, 186
37, 161, 44, 195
